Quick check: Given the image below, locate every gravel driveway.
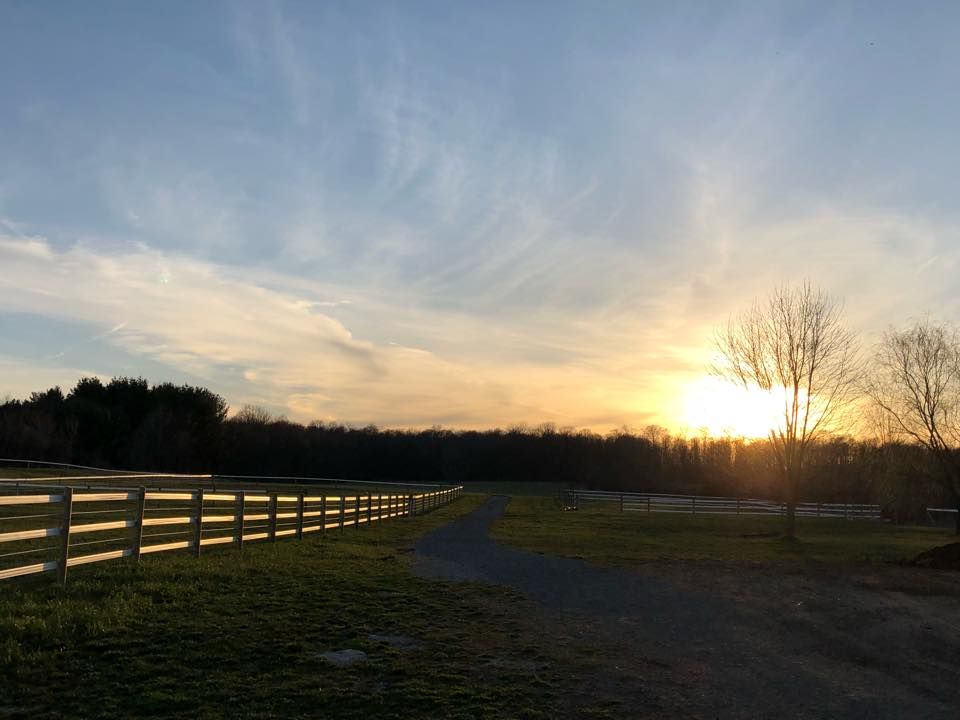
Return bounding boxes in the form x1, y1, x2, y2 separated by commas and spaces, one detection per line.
414, 495, 959, 719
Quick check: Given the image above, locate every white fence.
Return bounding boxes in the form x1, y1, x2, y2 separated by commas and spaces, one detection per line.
560, 489, 883, 520
0, 477, 462, 584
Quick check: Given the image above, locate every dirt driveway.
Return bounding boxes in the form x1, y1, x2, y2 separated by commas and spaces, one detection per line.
414, 496, 960, 719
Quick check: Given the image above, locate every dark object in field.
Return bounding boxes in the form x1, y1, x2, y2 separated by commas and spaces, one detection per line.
912, 543, 960, 570
318, 649, 368, 666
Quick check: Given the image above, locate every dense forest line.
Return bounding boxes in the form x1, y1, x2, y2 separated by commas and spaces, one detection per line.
0, 377, 950, 522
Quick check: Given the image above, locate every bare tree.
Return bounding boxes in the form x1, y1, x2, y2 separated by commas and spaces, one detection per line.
232, 404, 274, 425
867, 320, 960, 534
713, 282, 861, 538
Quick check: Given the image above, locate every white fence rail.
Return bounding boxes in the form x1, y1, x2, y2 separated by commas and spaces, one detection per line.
561, 489, 882, 520
0, 480, 463, 584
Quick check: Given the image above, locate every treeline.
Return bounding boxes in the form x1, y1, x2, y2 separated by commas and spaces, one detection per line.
0, 377, 950, 522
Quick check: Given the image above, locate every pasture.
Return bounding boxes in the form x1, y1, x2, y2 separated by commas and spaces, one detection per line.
1, 495, 613, 719
2, 487, 959, 718
491, 496, 954, 565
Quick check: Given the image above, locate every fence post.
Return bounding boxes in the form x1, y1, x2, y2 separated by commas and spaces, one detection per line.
320, 494, 327, 533
268, 494, 278, 541
355, 495, 361, 528
57, 487, 74, 586
367, 493, 373, 525
736, 498, 741, 516
339, 496, 346, 530
378, 493, 384, 522
620, 494, 624, 512
193, 489, 205, 557
132, 486, 147, 561
692, 496, 696, 515
647, 497, 651, 514
408, 493, 415, 517
296, 493, 305, 540
236, 491, 245, 549
817, 502, 821, 518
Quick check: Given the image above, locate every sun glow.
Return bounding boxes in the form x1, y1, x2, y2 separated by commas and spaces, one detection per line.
679, 376, 785, 439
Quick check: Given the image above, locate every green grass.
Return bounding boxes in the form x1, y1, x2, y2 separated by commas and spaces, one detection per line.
0, 467, 431, 495
0, 495, 627, 720
458, 481, 573, 497
491, 496, 955, 566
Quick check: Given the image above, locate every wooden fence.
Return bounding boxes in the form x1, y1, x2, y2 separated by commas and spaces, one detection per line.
560, 489, 882, 520
0, 481, 462, 584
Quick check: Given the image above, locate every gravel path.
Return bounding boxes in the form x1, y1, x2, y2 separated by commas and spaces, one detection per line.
414, 495, 958, 719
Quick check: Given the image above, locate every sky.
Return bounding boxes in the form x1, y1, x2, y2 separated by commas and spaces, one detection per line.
2, 1, 960, 432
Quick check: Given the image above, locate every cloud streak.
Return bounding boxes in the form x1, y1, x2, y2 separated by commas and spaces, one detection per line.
3, 3, 960, 430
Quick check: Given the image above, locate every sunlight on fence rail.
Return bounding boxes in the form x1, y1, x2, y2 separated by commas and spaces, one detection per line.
560, 489, 882, 520
0, 476, 462, 584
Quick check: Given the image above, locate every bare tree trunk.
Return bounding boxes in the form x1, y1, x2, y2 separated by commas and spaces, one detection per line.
949, 468, 960, 537
783, 468, 797, 539
785, 501, 796, 539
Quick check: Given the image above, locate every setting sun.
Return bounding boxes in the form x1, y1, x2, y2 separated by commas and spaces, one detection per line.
679, 376, 784, 438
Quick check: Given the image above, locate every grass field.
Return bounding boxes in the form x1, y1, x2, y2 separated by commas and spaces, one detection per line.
490, 496, 954, 566
457, 481, 573, 497
0, 466, 440, 496
4, 490, 957, 718
0, 494, 628, 720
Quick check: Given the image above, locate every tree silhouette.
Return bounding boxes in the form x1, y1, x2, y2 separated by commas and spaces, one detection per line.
713, 282, 862, 538
868, 319, 960, 534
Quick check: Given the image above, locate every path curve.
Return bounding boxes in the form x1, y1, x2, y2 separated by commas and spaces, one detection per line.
413, 495, 955, 719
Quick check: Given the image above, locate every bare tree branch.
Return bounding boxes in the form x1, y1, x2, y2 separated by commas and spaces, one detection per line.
866, 319, 960, 533
712, 282, 862, 537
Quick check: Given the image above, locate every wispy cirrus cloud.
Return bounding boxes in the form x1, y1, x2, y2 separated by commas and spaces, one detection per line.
3, 3, 960, 430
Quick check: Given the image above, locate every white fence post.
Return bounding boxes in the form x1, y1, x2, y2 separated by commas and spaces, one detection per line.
57, 487, 74, 586
236, 491, 245, 549
132, 486, 147, 561
193, 489, 205, 557
296, 493, 305, 540
268, 494, 278, 541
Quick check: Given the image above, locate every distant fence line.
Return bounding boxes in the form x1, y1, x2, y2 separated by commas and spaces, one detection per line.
560, 489, 883, 521
0, 472, 463, 585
